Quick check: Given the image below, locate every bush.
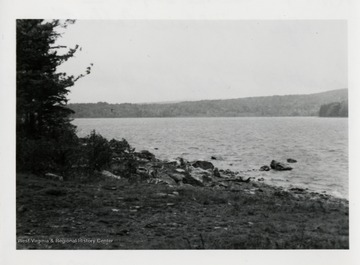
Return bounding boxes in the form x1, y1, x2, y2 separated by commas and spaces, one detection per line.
17, 137, 57, 173
17, 128, 137, 179
109, 138, 134, 155
16, 126, 80, 174
81, 130, 112, 171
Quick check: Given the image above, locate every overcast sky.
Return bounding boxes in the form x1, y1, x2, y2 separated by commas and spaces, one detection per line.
56, 20, 347, 104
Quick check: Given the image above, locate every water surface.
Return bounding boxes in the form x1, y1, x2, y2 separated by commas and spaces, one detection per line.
73, 117, 348, 199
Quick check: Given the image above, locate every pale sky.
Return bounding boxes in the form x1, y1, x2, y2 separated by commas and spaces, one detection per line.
56, 20, 347, 104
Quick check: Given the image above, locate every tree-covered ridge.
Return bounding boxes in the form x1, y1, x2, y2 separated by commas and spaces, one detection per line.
319, 100, 348, 117
69, 88, 348, 118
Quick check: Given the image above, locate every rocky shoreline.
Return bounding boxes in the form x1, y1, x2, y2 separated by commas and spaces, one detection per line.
16, 145, 349, 249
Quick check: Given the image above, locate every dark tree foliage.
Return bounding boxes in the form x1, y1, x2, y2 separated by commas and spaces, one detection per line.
319, 101, 348, 117
16, 19, 92, 139
16, 19, 92, 173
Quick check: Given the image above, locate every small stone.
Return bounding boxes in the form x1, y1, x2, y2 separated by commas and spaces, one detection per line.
259, 165, 270, 171
155, 192, 168, 198
287, 158, 297, 163
101, 170, 121, 179
44, 172, 63, 181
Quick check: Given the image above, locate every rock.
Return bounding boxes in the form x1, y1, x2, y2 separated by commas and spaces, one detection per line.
44, 172, 63, 181
189, 166, 214, 184
192, 160, 214, 170
154, 192, 168, 198
259, 165, 270, 171
224, 169, 234, 176
165, 160, 179, 167
168, 172, 186, 182
211, 156, 217, 160
136, 167, 148, 174
270, 160, 293, 171
177, 157, 187, 167
213, 168, 221, 178
135, 150, 156, 161
183, 172, 204, 186
235, 177, 251, 183
290, 187, 305, 192
287, 158, 297, 163
165, 157, 187, 168
258, 178, 265, 181
157, 173, 177, 186
101, 170, 121, 179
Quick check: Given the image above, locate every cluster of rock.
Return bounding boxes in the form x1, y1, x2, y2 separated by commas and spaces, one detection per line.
260, 159, 297, 172
43, 143, 298, 190
103, 150, 252, 189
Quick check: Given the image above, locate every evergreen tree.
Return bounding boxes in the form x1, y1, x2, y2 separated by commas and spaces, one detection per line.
16, 19, 92, 139
16, 19, 92, 172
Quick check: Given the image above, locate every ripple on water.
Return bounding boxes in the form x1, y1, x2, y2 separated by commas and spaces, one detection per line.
73, 117, 348, 199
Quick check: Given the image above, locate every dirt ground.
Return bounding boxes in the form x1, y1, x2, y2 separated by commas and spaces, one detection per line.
16, 173, 349, 249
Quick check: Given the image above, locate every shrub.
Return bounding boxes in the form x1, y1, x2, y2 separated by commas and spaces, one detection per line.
81, 130, 112, 171
16, 126, 80, 175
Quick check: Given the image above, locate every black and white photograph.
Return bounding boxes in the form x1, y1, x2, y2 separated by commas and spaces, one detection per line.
1, 0, 359, 264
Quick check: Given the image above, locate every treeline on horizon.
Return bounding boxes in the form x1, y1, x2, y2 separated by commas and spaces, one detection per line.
69, 88, 348, 118
319, 100, 348, 117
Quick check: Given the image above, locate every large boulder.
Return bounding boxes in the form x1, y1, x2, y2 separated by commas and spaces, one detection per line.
182, 168, 206, 186
189, 167, 213, 184
270, 160, 293, 171
192, 160, 214, 170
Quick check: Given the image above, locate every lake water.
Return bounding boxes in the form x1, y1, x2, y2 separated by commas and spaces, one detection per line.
72, 117, 348, 199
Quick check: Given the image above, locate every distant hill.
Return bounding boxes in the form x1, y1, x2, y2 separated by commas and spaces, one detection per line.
319, 100, 348, 117
69, 88, 348, 118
